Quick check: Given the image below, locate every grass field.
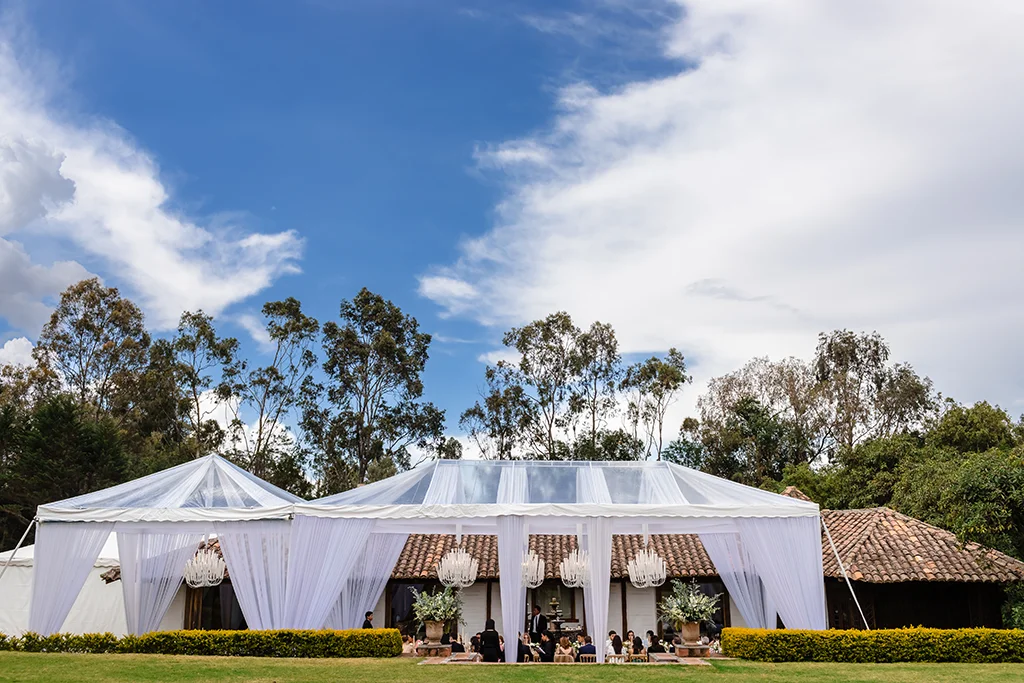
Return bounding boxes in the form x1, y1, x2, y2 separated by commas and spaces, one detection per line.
1, 654, 1023, 683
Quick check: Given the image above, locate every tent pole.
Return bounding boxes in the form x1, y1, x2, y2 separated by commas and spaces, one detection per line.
821, 517, 870, 630
0, 518, 37, 583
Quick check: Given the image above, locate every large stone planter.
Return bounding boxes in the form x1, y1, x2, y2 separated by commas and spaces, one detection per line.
425, 620, 445, 643
680, 621, 700, 645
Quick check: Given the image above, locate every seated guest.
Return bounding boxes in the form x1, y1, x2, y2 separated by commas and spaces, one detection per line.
605, 630, 617, 655
647, 635, 667, 654
632, 635, 644, 653
469, 633, 481, 653
450, 634, 465, 654
401, 635, 416, 655
362, 611, 374, 629
554, 636, 575, 663
479, 619, 500, 663
576, 634, 586, 648
626, 630, 636, 651
498, 634, 506, 662
517, 633, 533, 662
577, 635, 597, 660
606, 634, 623, 658
538, 631, 555, 662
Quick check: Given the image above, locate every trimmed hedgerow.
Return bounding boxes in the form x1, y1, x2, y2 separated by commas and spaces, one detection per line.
721, 627, 1024, 663
0, 629, 401, 658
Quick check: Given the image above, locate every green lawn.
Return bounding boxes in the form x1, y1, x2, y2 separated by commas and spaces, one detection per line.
0, 654, 1022, 683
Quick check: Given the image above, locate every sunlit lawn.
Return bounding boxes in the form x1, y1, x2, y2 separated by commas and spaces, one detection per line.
1, 653, 1023, 683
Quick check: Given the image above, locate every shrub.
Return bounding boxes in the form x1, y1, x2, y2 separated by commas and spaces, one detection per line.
722, 627, 1024, 663
0, 629, 401, 658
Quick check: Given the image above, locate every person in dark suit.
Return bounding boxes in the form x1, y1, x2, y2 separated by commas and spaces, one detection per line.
538, 631, 555, 662
479, 619, 501, 663
450, 634, 466, 654
362, 611, 374, 629
529, 605, 547, 643
577, 635, 597, 661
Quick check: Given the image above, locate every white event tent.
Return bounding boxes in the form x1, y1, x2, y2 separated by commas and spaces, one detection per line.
15, 457, 826, 663
25, 454, 302, 636
298, 460, 827, 662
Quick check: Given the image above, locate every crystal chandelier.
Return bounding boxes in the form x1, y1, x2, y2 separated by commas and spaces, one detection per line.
627, 547, 667, 589
183, 547, 226, 588
559, 549, 590, 588
522, 550, 545, 589
437, 546, 479, 588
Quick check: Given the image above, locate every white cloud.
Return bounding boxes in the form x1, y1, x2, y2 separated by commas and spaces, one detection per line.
0, 26, 302, 332
234, 312, 274, 353
423, 0, 1024, 421
0, 336, 33, 366
0, 236, 90, 330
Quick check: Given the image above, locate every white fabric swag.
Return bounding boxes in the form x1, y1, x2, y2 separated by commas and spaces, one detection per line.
118, 530, 204, 635
215, 520, 290, 630
699, 532, 772, 630
327, 532, 408, 630
29, 522, 114, 635
284, 516, 374, 629
736, 516, 827, 630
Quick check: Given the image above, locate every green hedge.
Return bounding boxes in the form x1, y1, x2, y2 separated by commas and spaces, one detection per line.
0, 629, 402, 658
722, 627, 1024, 663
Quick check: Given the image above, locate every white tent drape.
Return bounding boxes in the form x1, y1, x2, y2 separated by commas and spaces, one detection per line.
284, 516, 374, 629
117, 530, 203, 635
737, 516, 826, 629
29, 522, 114, 635
326, 532, 408, 630
699, 532, 771, 629
583, 517, 613, 663
215, 520, 290, 630
496, 515, 525, 662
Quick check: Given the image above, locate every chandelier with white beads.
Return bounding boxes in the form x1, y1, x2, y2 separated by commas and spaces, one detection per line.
437, 546, 479, 588
183, 547, 226, 588
559, 549, 590, 588
627, 547, 667, 589
522, 550, 545, 589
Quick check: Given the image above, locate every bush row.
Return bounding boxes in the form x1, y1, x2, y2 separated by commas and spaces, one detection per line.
721, 627, 1024, 663
0, 628, 402, 658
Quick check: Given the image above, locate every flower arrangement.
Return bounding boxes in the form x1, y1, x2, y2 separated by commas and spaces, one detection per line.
658, 579, 722, 629
409, 586, 464, 629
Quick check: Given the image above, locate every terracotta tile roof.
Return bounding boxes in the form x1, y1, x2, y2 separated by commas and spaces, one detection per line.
820, 507, 1024, 583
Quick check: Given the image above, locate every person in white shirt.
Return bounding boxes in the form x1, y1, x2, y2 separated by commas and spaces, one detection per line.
605, 631, 618, 656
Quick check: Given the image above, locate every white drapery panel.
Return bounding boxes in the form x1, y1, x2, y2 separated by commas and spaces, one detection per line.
497, 465, 528, 505
29, 522, 114, 635
496, 516, 526, 662
326, 533, 408, 630
284, 516, 374, 629
424, 462, 460, 504
736, 516, 826, 629
583, 517, 613, 663
215, 520, 290, 630
576, 467, 612, 504
117, 530, 203, 635
699, 532, 771, 629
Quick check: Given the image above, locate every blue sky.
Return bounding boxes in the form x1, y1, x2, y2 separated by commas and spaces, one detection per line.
3, 0, 1024, 446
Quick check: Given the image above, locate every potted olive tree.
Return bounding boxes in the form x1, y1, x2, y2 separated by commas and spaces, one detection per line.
410, 586, 463, 645
658, 579, 721, 645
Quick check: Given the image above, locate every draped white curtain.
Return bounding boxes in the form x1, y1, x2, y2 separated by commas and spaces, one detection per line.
736, 516, 826, 629
583, 517, 613, 663
117, 530, 204, 635
699, 532, 771, 629
215, 520, 290, 630
496, 515, 525, 662
284, 516, 375, 629
29, 522, 114, 635
326, 533, 407, 630
424, 462, 461, 504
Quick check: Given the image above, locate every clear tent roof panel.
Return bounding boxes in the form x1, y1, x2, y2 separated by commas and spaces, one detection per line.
306, 460, 819, 522
36, 455, 302, 523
